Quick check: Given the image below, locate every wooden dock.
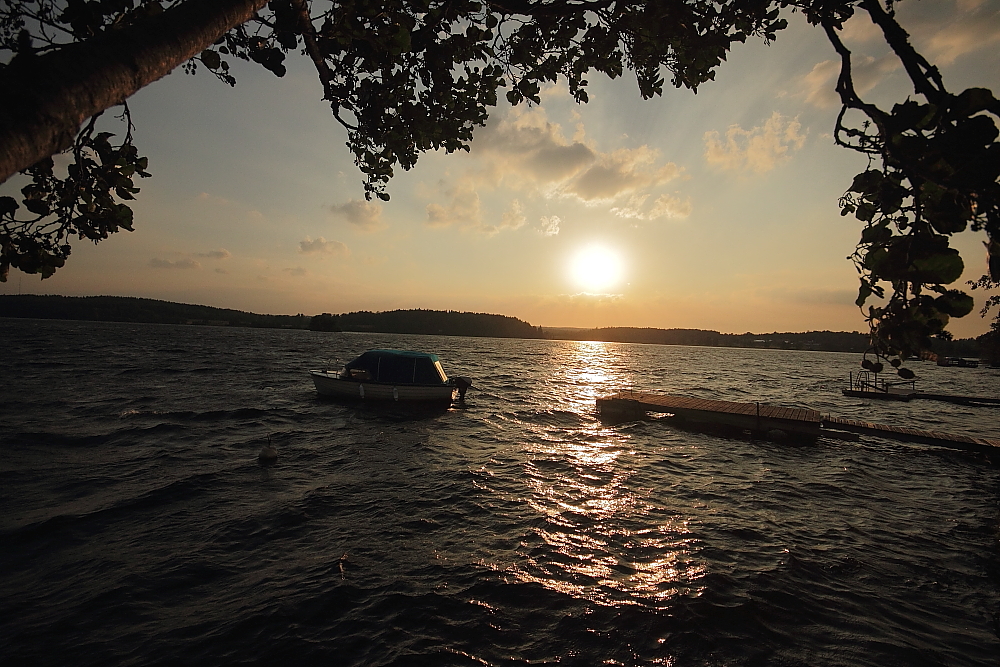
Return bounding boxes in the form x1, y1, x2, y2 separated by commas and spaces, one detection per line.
822, 416, 1000, 453
597, 391, 822, 438
842, 388, 1000, 406
596, 390, 1000, 454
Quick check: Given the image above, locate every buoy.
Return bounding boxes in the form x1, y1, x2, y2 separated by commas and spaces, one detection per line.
337, 553, 349, 578
259, 435, 278, 465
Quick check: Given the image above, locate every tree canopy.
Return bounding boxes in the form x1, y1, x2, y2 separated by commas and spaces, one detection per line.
1, 0, 998, 373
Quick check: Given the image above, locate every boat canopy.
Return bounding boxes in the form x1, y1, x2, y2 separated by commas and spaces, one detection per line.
343, 349, 448, 385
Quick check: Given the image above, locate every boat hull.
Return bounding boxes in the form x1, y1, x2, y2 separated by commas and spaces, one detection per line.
310, 371, 455, 403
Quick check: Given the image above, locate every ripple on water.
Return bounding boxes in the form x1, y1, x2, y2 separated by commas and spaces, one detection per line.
1, 320, 998, 666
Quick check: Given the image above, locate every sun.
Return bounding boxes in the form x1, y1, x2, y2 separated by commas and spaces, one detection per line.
569, 245, 625, 292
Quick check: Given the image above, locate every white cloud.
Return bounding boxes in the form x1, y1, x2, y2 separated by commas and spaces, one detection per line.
704, 113, 807, 173
150, 258, 200, 269
800, 59, 840, 109
472, 107, 597, 189
648, 194, 693, 219
426, 180, 482, 229
564, 147, 683, 203
923, 6, 1000, 64
800, 1, 1000, 106
478, 199, 528, 236
612, 193, 693, 220
471, 108, 682, 203
283, 267, 308, 277
538, 215, 561, 236
839, 13, 883, 43
299, 236, 349, 255
330, 199, 384, 232
800, 55, 899, 108
423, 106, 688, 234
500, 199, 527, 231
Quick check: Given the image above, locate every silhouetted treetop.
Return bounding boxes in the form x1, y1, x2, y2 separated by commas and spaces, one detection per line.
1, 1, 998, 373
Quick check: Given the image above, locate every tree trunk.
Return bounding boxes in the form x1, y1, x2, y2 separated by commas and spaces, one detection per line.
0, 0, 270, 184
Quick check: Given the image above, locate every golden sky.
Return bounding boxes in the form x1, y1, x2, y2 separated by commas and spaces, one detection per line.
4, 1, 1000, 336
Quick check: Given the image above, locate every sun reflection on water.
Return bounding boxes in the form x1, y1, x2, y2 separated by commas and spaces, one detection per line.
509, 340, 707, 608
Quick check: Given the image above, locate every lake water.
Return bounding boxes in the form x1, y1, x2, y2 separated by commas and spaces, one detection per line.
2, 318, 999, 666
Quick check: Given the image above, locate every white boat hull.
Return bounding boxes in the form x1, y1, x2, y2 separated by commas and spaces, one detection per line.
309, 371, 455, 403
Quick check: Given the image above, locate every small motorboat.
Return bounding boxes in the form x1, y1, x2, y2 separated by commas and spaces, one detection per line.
309, 349, 472, 403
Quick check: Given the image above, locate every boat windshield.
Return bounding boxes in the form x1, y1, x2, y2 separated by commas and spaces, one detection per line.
343, 351, 448, 385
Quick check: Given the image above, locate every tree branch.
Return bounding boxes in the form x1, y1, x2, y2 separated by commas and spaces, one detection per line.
0, 0, 269, 184
860, 0, 945, 103
287, 0, 334, 98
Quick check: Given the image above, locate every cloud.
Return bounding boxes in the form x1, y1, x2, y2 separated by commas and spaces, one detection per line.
538, 215, 561, 236
472, 108, 683, 203
473, 107, 597, 188
149, 258, 200, 269
196, 192, 234, 206
214, 268, 229, 274
800, 55, 899, 108
800, 60, 840, 108
923, 6, 1000, 64
797, 2, 1000, 107
283, 267, 308, 277
423, 106, 688, 233
839, 13, 884, 43
563, 147, 683, 203
610, 193, 692, 220
331, 199, 384, 232
704, 113, 807, 173
500, 199, 527, 231
299, 236, 349, 255
197, 248, 231, 259
477, 199, 528, 237
426, 180, 482, 229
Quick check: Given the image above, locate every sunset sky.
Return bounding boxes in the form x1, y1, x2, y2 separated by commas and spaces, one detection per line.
3, 0, 1000, 336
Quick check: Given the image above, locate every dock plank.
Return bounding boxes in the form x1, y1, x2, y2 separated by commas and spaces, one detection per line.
822, 415, 1000, 451
597, 392, 1000, 453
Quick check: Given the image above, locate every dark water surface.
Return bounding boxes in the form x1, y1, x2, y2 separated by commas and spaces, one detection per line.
2, 318, 999, 666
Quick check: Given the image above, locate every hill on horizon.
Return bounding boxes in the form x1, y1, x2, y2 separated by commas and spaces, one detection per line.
0, 294, 984, 357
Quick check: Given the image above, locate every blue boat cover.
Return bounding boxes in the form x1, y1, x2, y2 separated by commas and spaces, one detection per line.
344, 349, 447, 385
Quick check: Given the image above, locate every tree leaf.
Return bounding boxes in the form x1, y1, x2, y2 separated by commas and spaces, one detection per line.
933, 290, 974, 317
911, 250, 964, 284
201, 49, 221, 70
0, 196, 19, 216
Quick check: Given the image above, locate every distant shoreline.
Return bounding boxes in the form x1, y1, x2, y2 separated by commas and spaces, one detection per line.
0, 293, 983, 357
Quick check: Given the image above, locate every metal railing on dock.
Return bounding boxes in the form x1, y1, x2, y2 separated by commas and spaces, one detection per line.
844, 371, 916, 400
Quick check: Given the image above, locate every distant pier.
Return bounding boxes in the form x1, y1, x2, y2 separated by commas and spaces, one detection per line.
596, 391, 1000, 454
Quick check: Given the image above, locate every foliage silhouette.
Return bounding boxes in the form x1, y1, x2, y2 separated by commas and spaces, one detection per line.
1, 0, 998, 372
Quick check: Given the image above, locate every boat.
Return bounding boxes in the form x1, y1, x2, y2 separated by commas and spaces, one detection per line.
309, 349, 472, 403
936, 356, 979, 368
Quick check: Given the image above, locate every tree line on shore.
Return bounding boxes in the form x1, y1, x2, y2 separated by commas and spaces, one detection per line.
1, 294, 990, 359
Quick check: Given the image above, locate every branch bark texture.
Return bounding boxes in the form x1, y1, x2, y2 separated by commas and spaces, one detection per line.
0, 0, 269, 183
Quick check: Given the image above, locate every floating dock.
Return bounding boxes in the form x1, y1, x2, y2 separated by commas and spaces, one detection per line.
597, 391, 822, 437
842, 388, 1000, 406
596, 391, 1000, 454
823, 416, 1000, 453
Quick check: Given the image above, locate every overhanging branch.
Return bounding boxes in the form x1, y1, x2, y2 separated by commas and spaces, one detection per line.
0, 0, 269, 184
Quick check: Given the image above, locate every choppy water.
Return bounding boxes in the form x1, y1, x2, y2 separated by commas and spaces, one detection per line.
2, 318, 999, 666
